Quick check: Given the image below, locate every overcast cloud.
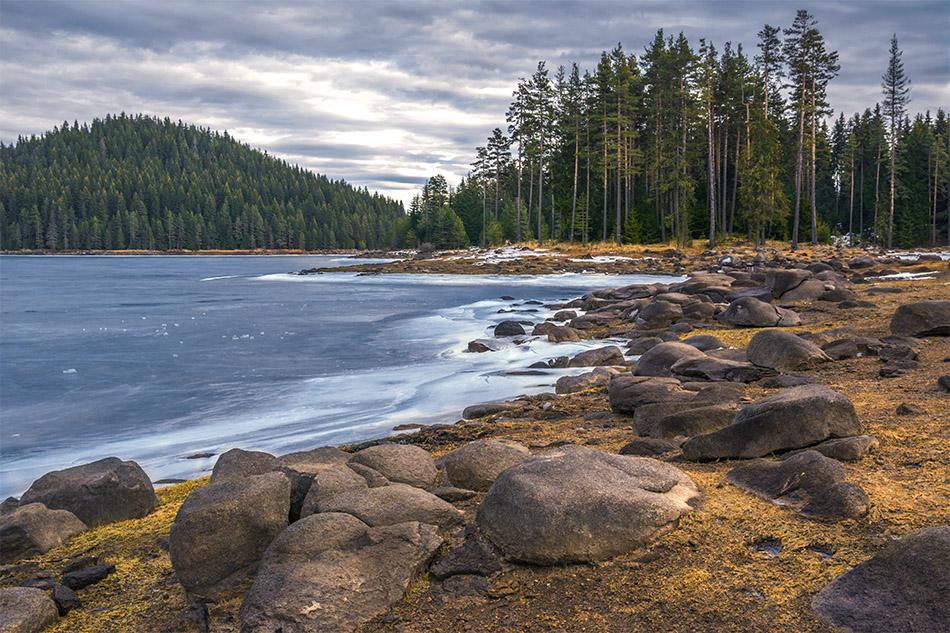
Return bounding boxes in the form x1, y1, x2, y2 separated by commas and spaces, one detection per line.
1, 0, 947, 206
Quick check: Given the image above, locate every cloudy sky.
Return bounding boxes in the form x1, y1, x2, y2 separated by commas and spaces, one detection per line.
1, 0, 947, 207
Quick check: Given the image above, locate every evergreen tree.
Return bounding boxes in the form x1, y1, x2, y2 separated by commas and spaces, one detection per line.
882, 34, 911, 248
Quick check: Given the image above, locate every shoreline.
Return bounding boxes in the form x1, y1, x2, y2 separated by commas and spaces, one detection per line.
2, 244, 948, 633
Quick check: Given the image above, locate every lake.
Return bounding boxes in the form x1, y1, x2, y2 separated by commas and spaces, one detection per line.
0, 254, 681, 497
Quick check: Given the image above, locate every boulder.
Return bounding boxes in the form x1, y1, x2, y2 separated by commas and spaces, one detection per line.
762, 373, 818, 388
531, 321, 555, 337
552, 310, 577, 321
349, 444, 438, 489
778, 279, 827, 302
626, 337, 663, 355
62, 563, 116, 590
680, 334, 726, 351
717, 297, 801, 327
670, 356, 776, 383
555, 367, 619, 394
0, 587, 58, 633
18, 457, 159, 527
682, 385, 861, 461
494, 320, 526, 337
547, 326, 582, 343
299, 465, 368, 517
346, 462, 389, 488
681, 301, 717, 321
634, 300, 683, 329
316, 483, 463, 528
632, 342, 707, 378
617, 438, 679, 456
785, 435, 879, 463
477, 445, 700, 564
0, 497, 18, 516
568, 346, 624, 367
50, 584, 80, 616
647, 404, 740, 440
169, 472, 290, 601
462, 400, 520, 419
239, 513, 441, 633
467, 339, 504, 353
209, 448, 275, 485
442, 440, 530, 492
847, 254, 876, 268
726, 451, 869, 520
880, 359, 920, 377
812, 526, 950, 633
632, 401, 734, 436
608, 375, 693, 414
747, 329, 832, 372
765, 269, 812, 297
889, 301, 950, 337
0, 503, 87, 564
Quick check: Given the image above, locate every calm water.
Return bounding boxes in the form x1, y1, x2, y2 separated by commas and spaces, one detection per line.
0, 255, 680, 497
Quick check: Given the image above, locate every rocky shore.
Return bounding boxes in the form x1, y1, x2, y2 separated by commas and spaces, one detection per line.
1, 243, 948, 633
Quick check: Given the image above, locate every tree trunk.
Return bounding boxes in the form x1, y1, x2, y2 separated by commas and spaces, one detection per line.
849, 144, 855, 246
792, 98, 805, 249
707, 83, 716, 248
810, 84, 818, 245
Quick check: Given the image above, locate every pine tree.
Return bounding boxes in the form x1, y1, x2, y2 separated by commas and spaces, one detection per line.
882, 34, 911, 248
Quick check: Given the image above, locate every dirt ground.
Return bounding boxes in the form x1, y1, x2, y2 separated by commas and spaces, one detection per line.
2, 243, 947, 633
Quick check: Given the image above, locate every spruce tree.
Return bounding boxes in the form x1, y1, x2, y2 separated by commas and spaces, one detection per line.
882, 34, 911, 248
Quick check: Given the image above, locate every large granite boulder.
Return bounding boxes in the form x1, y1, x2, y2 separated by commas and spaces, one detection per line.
779, 279, 827, 303
765, 269, 812, 298
169, 472, 290, 601
18, 457, 159, 527
315, 483, 463, 528
0, 587, 58, 633
717, 297, 801, 327
747, 329, 832, 372
239, 513, 441, 633
634, 300, 683, 329
299, 465, 369, 517
680, 335, 726, 352
726, 451, 869, 520
682, 385, 861, 461
812, 525, 950, 633
442, 440, 531, 492
632, 342, 707, 378
568, 346, 625, 367
0, 503, 87, 564
210, 448, 275, 485
890, 301, 950, 337
608, 375, 693, 414
671, 356, 776, 383
349, 444, 438, 489
646, 404, 740, 440
476, 445, 700, 564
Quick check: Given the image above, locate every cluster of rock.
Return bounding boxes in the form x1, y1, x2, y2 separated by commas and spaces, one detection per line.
0, 457, 159, 630
158, 438, 702, 632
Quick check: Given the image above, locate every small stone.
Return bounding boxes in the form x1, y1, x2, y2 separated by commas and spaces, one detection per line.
62, 564, 116, 590
50, 584, 81, 616
896, 402, 924, 415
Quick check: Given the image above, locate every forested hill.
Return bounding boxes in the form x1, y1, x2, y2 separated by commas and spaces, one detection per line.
0, 114, 405, 251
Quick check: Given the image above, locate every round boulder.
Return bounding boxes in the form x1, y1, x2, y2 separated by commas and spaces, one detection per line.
476, 445, 700, 564
682, 385, 862, 461
717, 297, 801, 327
747, 329, 832, 372
889, 301, 950, 337
0, 587, 58, 633
633, 342, 707, 378
210, 448, 275, 485
812, 525, 950, 633
0, 503, 87, 564
315, 483, 463, 528
169, 472, 291, 601
494, 320, 526, 337
568, 346, 625, 367
442, 440, 531, 492
18, 457, 159, 527
349, 444, 438, 489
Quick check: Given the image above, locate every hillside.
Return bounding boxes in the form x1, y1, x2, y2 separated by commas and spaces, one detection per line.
0, 114, 404, 251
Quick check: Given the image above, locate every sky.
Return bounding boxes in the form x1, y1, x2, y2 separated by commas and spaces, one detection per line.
1, 0, 947, 208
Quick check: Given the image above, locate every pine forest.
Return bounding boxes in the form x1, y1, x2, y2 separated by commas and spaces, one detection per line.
402, 12, 948, 251
0, 114, 405, 251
